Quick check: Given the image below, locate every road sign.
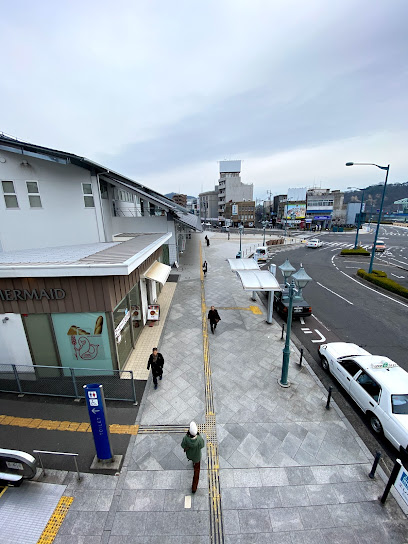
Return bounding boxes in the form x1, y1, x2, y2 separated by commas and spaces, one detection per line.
83, 384, 113, 461
395, 464, 408, 507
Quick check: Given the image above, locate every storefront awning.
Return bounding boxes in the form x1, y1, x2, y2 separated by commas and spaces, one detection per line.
236, 270, 281, 291
143, 261, 172, 285
228, 259, 260, 271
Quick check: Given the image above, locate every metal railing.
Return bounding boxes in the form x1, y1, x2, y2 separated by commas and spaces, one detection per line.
34, 450, 81, 480
0, 364, 137, 403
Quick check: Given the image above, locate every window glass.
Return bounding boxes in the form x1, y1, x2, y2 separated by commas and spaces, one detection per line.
2, 180, 15, 193
26, 181, 38, 193
29, 195, 42, 208
391, 395, 408, 414
4, 195, 18, 208
356, 371, 381, 401
82, 183, 93, 195
84, 195, 95, 208
339, 359, 361, 376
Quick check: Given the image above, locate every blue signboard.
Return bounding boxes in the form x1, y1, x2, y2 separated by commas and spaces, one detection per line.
313, 215, 331, 220
83, 384, 113, 461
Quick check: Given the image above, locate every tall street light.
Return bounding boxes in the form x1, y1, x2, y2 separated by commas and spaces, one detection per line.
347, 186, 366, 249
278, 259, 312, 387
346, 162, 390, 273
237, 223, 244, 258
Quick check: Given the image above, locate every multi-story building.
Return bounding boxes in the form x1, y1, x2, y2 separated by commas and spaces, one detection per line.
199, 188, 218, 223
217, 161, 253, 223
224, 201, 256, 227
306, 188, 345, 228
172, 193, 187, 207
0, 134, 200, 374
283, 188, 307, 228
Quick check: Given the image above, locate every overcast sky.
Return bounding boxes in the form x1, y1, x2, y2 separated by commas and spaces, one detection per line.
1, 0, 407, 199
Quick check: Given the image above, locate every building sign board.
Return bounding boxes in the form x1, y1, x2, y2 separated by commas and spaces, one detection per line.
83, 384, 113, 461
395, 465, 408, 507
232, 204, 238, 215
313, 215, 331, 220
0, 288, 66, 301
285, 204, 306, 219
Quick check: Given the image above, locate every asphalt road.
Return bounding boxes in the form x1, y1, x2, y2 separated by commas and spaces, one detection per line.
262, 224, 408, 471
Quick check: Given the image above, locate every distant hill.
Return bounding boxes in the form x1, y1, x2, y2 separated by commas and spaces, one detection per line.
344, 182, 408, 212
165, 192, 196, 200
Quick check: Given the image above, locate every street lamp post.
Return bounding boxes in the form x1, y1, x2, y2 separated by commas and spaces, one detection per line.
236, 223, 244, 258
262, 222, 266, 246
346, 162, 390, 273
347, 186, 366, 249
277, 260, 312, 387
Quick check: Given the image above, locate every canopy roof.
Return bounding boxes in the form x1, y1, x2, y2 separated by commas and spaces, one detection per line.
236, 270, 281, 291
227, 259, 260, 271
143, 261, 172, 285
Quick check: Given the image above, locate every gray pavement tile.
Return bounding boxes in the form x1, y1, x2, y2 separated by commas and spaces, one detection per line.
228, 449, 256, 468
219, 432, 241, 459
357, 500, 392, 523
299, 433, 324, 457
117, 489, 166, 511
336, 464, 371, 482
59, 511, 108, 536
326, 503, 361, 526
293, 447, 320, 467
260, 423, 289, 442
110, 511, 147, 536
159, 451, 189, 470
70, 490, 114, 511
249, 486, 282, 509
278, 486, 311, 507
238, 509, 273, 533
237, 433, 262, 460
298, 505, 334, 530
223, 509, 241, 534
54, 537, 102, 544
310, 466, 343, 484
143, 511, 179, 535
259, 468, 289, 486
122, 470, 154, 489
331, 482, 368, 504
225, 423, 251, 442
225, 536, 259, 544
176, 511, 210, 535
285, 467, 317, 486
220, 469, 235, 488
269, 507, 303, 532
319, 527, 359, 544
257, 534, 293, 544
222, 487, 253, 509
233, 469, 262, 487
289, 529, 326, 544
304, 484, 340, 506
136, 452, 164, 470
358, 480, 383, 501
152, 470, 182, 489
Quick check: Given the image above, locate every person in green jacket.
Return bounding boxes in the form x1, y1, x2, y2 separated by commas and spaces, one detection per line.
181, 421, 205, 493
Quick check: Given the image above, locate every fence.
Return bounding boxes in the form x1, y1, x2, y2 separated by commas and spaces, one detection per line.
0, 364, 137, 403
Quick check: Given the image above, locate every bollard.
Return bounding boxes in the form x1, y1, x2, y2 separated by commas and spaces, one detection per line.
326, 386, 333, 409
299, 348, 304, 367
281, 324, 285, 340
369, 451, 381, 479
380, 458, 402, 504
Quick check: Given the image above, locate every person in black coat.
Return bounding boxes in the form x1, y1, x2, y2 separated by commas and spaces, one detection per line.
202, 261, 208, 277
207, 306, 221, 334
147, 347, 164, 389
205, 235, 210, 247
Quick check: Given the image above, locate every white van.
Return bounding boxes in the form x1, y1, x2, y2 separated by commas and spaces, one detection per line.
255, 246, 268, 261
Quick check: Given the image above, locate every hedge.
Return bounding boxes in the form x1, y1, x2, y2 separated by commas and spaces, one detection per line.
340, 247, 370, 256
357, 269, 408, 298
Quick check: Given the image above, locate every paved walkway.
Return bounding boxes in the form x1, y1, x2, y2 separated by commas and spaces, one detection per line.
14, 231, 408, 543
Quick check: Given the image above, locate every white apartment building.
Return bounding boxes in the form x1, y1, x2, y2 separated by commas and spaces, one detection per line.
217, 161, 253, 221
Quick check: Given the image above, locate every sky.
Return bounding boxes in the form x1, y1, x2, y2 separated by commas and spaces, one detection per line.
1, 0, 407, 200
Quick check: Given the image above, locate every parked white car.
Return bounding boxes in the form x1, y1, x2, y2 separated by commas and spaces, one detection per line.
318, 342, 408, 453
306, 239, 323, 248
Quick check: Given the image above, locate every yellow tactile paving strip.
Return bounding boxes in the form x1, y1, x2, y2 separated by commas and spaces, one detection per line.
124, 282, 177, 380
37, 495, 73, 544
0, 415, 139, 435
200, 242, 224, 543
216, 305, 263, 315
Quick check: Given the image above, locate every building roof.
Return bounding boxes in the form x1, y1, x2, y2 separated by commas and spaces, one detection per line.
0, 134, 201, 231
0, 233, 171, 278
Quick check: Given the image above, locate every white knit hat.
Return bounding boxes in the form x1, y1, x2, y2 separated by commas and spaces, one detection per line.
189, 421, 197, 436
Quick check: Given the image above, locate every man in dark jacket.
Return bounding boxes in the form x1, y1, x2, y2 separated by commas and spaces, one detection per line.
207, 305, 221, 334
147, 347, 164, 390
181, 421, 205, 493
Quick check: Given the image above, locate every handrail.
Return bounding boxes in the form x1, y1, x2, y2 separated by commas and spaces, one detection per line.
33, 450, 81, 481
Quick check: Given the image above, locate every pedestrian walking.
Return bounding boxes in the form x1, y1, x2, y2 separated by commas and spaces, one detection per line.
147, 347, 164, 390
205, 235, 210, 247
202, 260, 207, 277
181, 421, 205, 493
208, 305, 221, 334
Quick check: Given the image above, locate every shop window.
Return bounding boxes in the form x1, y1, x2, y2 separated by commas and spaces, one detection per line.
113, 297, 132, 370
2, 180, 19, 208
82, 183, 95, 208
129, 283, 144, 344
26, 180, 42, 208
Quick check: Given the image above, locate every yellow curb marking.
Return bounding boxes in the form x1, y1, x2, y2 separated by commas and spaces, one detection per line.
0, 415, 139, 436
37, 495, 73, 544
0, 486, 7, 499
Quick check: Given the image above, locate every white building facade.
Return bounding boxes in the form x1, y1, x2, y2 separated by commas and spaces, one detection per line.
217, 161, 253, 222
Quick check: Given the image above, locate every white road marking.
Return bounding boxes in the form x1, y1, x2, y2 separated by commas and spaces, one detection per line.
300, 317, 305, 325
311, 313, 331, 331
316, 281, 354, 305
391, 273, 405, 279
311, 330, 326, 343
